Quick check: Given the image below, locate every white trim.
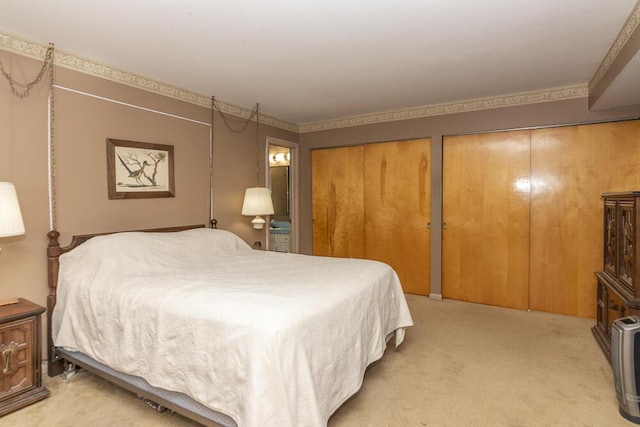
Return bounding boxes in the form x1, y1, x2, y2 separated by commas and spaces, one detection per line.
54, 85, 211, 126
428, 293, 443, 301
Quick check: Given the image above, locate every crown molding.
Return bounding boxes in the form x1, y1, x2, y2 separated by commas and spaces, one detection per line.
299, 85, 589, 133
589, 1, 640, 93
0, 32, 299, 133
2, 32, 590, 135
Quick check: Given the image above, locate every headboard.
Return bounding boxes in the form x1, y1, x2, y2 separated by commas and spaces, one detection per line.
46, 224, 206, 376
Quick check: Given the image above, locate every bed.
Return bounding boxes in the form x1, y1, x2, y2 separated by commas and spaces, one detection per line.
46, 225, 413, 426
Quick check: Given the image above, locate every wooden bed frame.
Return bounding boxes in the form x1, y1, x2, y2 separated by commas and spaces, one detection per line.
45, 224, 235, 427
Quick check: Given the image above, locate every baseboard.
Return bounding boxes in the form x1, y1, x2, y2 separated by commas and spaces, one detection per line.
429, 293, 443, 301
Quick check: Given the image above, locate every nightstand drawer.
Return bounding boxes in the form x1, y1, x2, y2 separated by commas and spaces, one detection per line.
0, 298, 49, 416
0, 317, 35, 400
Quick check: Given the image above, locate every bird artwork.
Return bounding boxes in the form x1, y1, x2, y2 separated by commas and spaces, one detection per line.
118, 154, 150, 186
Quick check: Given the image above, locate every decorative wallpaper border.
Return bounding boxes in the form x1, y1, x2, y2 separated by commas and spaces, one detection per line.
589, 1, 640, 93
0, 32, 298, 133
2, 32, 593, 134
298, 85, 589, 133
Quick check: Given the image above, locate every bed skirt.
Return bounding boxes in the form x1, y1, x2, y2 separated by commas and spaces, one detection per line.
55, 348, 237, 427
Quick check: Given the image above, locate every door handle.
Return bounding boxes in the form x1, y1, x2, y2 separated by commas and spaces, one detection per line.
443, 222, 447, 230
2, 345, 15, 375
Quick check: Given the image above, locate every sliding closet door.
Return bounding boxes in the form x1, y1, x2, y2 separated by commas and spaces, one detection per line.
530, 121, 640, 317
312, 139, 431, 295
312, 146, 364, 258
443, 131, 531, 310
364, 139, 431, 295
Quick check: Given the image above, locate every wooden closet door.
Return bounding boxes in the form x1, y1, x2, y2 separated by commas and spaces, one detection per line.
530, 121, 640, 317
364, 139, 431, 295
443, 131, 531, 310
312, 146, 364, 258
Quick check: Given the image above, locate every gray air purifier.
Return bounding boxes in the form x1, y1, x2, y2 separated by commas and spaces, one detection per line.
612, 315, 640, 424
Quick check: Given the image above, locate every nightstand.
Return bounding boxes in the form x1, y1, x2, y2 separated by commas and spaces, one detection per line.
0, 298, 49, 416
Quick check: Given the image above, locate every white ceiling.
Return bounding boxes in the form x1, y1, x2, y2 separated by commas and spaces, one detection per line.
1, 0, 639, 125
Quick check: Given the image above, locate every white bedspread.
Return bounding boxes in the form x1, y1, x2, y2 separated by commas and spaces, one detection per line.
52, 228, 413, 426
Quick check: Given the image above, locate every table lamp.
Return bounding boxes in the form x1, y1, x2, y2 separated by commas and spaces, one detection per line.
241, 187, 274, 229
0, 182, 25, 306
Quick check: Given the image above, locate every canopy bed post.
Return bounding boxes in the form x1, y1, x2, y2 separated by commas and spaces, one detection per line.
46, 229, 64, 376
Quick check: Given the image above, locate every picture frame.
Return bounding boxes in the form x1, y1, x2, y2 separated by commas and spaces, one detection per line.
106, 139, 175, 199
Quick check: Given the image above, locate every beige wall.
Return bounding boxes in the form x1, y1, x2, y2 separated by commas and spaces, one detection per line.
0, 50, 297, 352
5, 45, 640, 346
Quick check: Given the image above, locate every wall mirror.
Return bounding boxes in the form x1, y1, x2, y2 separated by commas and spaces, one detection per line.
270, 165, 289, 215
267, 138, 297, 253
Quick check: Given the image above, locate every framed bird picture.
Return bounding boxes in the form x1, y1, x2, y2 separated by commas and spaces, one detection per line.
106, 139, 175, 199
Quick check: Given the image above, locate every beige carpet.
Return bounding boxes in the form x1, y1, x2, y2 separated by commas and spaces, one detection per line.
0, 295, 633, 426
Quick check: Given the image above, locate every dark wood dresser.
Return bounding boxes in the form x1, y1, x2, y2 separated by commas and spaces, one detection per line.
0, 298, 49, 416
592, 191, 640, 361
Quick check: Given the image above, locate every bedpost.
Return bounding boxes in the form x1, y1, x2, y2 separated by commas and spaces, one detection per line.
47, 229, 64, 376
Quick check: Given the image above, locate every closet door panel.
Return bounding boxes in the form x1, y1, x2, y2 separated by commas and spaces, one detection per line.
364, 138, 431, 295
312, 146, 364, 258
443, 131, 530, 310
530, 121, 640, 317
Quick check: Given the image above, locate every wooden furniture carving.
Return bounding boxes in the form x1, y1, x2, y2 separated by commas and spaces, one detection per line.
0, 298, 49, 416
592, 192, 640, 361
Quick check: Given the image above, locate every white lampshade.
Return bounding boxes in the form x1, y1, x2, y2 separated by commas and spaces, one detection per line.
241, 187, 274, 229
0, 182, 25, 238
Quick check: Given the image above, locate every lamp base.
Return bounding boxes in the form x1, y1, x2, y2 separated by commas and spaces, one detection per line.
251, 216, 266, 229
0, 298, 19, 306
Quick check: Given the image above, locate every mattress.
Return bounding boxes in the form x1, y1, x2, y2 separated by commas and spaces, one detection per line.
52, 228, 413, 426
